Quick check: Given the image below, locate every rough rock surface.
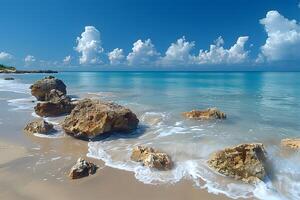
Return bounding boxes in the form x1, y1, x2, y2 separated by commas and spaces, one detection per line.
30, 76, 66, 101
24, 120, 54, 134
34, 89, 75, 117
69, 158, 97, 179
207, 143, 267, 183
281, 138, 300, 149
131, 146, 173, 170
62, 99, 139, 139
183, 108, 226, 120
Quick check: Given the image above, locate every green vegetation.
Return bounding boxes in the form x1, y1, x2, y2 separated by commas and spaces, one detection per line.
0, 64, 16, 71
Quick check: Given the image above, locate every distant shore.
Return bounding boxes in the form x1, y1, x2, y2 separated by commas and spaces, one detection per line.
0, 64, 58, 74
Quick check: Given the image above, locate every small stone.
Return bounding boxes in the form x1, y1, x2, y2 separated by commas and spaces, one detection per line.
24, 120, 54, 134
68, 158, 97, 179
131, 146, 173, 170
182, 107, 226, 120
281, 138, 300, 149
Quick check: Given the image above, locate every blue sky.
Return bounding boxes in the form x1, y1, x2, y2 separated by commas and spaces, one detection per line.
0, 0, 300, 70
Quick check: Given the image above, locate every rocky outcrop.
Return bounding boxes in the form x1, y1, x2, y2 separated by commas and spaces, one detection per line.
30, 76, 66, 101
207, 143, 267, 183
183, 108, 226, 120
24, 120, 54, 134
69, 158, 97, 179
62, 99, 139, 139
34, 89, 76, 117
131, 146, 173, 170
281, 138, 300, 149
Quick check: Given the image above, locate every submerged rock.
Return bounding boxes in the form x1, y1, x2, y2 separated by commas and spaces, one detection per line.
69, 158, 97, 179
4, 77, 14, 80
30, 76, 66, 101
183, 108, 226, 120
207, 143, 267, 183
131, 146, 173, 170
62, 99, 139, 139
34, 89, 76, 117
281, 138, 300, 149
24, 119, 54, 134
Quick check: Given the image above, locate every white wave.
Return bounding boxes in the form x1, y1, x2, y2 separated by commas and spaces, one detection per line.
0, 78, 30, 94
8, 97, 35, 111
33, 131, 65, 139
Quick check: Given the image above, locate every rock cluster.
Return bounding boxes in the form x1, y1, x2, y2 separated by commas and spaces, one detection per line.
24, 119, 54, 134
69, 158, 97, 179
208, 143, 267, 183
62, 99, 139, 139
30, 76, 76, 117
131, 146, 173, 170
183, 107, 226, 120
281, 138, 300, 149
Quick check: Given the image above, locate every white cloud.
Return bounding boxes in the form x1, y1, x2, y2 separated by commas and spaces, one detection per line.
160, 36, 195, 65
0, 52, 13, 61
127, 39, 159, 65
24, 55, 36, 63
63, 55, 72, 65
259, 10, 300, 62
108, 48, 125, 65
194, 36, 249, 64
75, 26, 103, 65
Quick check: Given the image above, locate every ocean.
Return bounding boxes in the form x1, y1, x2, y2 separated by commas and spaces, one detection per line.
1, 71, 300, 200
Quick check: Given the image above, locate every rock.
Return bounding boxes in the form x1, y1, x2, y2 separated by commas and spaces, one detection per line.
4, 77, 14, 80
62, 99, 139, 139
30, 76, 66, 101
131, 146, 173, 170
207, 143, 267, 183
24, 120, 54, 134
281, 138, 300, 149
34, 100, 76, 117
68, 158, 97, 179
34, 89, 75, 117
183, 107, 226, 120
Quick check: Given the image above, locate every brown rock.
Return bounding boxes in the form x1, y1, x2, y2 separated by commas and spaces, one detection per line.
207, 143, 267, 183
281, 138, 300, 149
69, 158, 97, 179
30, 76, 66, 101
131, 146, 173, 170
62, 99, 139, 139
183, 108, 226, 120
24, 119, 54, 134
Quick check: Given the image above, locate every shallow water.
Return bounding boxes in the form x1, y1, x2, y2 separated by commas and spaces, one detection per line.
1, 71, 300, 200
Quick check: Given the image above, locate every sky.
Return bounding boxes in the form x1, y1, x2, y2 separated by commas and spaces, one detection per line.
0, 0, 300, 71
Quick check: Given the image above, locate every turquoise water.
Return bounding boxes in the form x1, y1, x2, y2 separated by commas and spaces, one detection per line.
1, 72, 300, 199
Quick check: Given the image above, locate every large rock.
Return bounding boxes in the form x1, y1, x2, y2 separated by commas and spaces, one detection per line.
62, 99, 139, 139
207, 143, 267, 183
30, 76, 66, 101
281, 138, 300, 149
183, 107, 226, 120
24, 119, 54, 134
34, 89, 76, 117
131, 146, 173, 170
69, 158, 97, 179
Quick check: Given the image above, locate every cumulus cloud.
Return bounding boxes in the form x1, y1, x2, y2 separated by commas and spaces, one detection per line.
108, 48, 125, 65
258, 10, 300, 62
160, 36, 195, 65
127, 39, 159, 65
194, 36, 249, 64
75, 26, 103, 65
24, 55, 36, 63
0, 52, 13, 61
63, 55, 72, 65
